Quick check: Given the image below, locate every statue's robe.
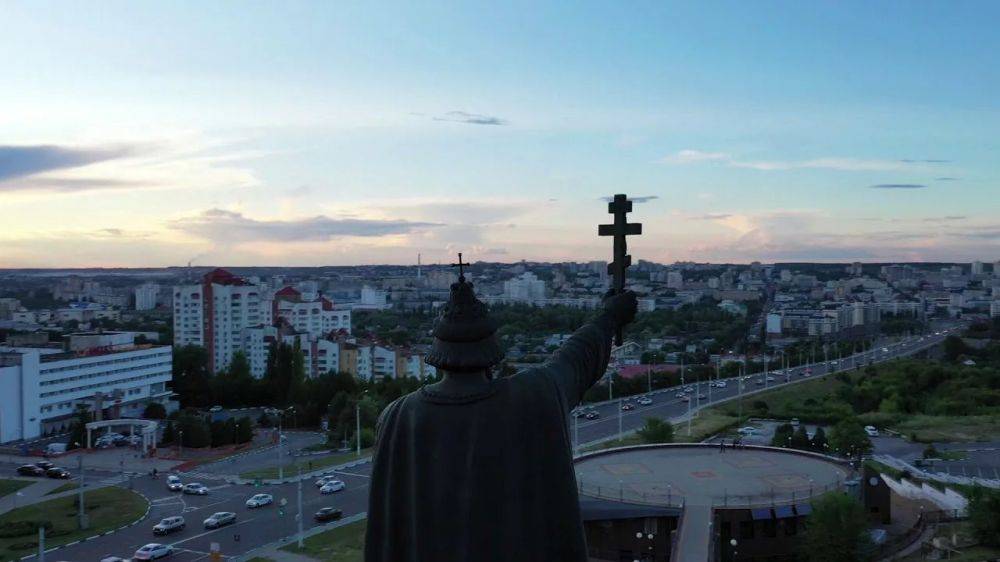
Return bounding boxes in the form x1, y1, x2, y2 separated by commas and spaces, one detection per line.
365, 314, 615, 562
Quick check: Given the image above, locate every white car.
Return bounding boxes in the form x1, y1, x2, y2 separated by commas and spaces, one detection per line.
864, 425, 879, 437
246, 493, 273, 508
716, 381, 727, 388
637, 397, 653, 406
320, 480, 346, 494
133, 543, 172, 560
101, 557, 127, 562
182, 483, 208, 495
203, 511, 236, 529
316, 475, 339, 487
765, 376, 775, 382
737, 426, 757, 436
166, 475, 183, 492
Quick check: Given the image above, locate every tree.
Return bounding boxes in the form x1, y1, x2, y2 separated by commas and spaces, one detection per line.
810, 427, 828, 452
636, 418, 674, 444
789, 426, 811, 450
160, 420, 176, 446
142, 402, 167, 419
829, 418, 872, 459
177, 412, 211, 448
235, 416, 254, 444
172, 345, 212, 407
67, 406, 93, 450
798, 493, 872, 562
771, 423, 794, 447
967, 486, 1000, 547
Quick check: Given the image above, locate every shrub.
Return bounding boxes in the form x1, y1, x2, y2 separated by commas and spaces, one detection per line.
0, 520, 52, 538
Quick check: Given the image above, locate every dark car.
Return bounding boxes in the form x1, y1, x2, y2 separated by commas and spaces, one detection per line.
621, 403, 635, 411
17, 465, 45, 476
46, 467, 71, 479
314, 507, 343, 522
585, 411, 600, 420
35, 460, 55, 471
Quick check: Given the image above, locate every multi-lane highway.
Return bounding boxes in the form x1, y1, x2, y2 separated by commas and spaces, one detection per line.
569, 327, 958, 448
40, 327, 955, 561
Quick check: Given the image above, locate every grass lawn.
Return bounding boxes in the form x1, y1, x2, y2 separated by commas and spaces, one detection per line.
45, 482, 79, 495
0, 480, 32, 499
240, 449, 373, 480
892, 415, 1000, 442
0, 486, 148, 554
899, 521, 1000, 561
245, 558, 276, 562
280, 519, 366, 561
714, 374, 848, 421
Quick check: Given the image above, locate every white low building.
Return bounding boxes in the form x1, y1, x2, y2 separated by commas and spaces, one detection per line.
0, 332, 172, 443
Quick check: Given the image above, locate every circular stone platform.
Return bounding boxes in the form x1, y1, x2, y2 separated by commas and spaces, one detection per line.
575, 444, 850, 507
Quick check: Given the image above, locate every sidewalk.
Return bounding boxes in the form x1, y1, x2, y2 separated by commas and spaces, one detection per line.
0, 478, 65, 515
236, 512, 367, 561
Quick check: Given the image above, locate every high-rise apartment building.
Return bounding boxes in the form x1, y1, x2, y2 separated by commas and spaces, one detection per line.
134, 283, 159, 311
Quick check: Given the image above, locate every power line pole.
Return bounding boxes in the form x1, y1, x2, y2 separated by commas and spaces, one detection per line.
278, 414, 284, 481
617, 398, 623, 442
296, 465, 304, 548
38, 527, 45, 562
76, 454, 87, 530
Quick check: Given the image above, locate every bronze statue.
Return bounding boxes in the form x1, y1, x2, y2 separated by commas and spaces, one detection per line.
366, 197, 641, 562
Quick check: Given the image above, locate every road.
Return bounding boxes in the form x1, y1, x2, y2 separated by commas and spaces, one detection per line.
569, 327, 959, 448
42, 326, 956, 560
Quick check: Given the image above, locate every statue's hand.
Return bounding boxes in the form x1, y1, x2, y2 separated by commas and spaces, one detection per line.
602, 290, 638, 328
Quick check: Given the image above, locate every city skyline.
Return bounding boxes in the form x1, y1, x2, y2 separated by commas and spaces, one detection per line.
2, 1, 999, 267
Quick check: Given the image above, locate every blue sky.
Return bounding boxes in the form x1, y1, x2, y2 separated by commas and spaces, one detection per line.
1, 1, 997, 266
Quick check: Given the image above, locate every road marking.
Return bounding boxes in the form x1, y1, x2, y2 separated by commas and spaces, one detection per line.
333, 470, 371, 478
168, 516, 259, 547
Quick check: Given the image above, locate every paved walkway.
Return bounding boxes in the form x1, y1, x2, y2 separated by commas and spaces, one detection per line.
673, 504, 711, 561
0, 478, 65, 514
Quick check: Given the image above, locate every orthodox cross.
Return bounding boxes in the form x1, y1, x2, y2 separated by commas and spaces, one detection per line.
451, 252, 468, 283
598, 194, 642, 345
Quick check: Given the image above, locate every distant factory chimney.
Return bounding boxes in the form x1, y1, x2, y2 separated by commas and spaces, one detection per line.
417, 253, 422, 279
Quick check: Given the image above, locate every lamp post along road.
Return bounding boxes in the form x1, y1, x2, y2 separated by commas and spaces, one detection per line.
297, 465, 304, 547
76, 453, 87, 530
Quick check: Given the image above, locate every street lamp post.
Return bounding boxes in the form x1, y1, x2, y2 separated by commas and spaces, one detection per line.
356, 390, 369, 456
76, 448, 87, 530
296, 465, 304, 547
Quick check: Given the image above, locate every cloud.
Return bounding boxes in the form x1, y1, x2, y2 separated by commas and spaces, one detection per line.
0, 176, 148, 193
935, 177, 960, 181
383, 200, 530, 225
900, 159, 950, 163
169, 209, 441, 243
432, 111, 507, 126
663, 150, 730, 164
600, 195, 659, 203
690, 213, 733, 220
922, 216, 967, 222
0, 144, 136, 182
869, 183, 927, 189
663, 149, 933, 172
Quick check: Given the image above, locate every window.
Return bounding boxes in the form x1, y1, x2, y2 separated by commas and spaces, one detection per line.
739, 520, 754, 540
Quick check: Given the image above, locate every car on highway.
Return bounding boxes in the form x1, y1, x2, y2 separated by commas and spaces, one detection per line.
584, 410, 600, 420
100, 556, 127, 562
684, 386, 693, 393
621, 402, 635, 411
203, 511, 236, 529
183, 483, 209, 495
737, 426, 757, 436
697, 393, 706, 400
35, 460, 55, 471
755, 379, 764, 386
572, 409, 588, 419
133, 543, 173, 560
882, 347, 889, 352
680, 395, 690, 402
46, 467, 71, 479
765, 376, 775, 382
637, 396, 653, 406
864, 425, 879, 437
152, 516, 185, 536
246, 493, 274, 508
320, 480, 346, 494
16, 464, 45, 476
316, 475, 340, 487
209, 405, 223, 413
675, 392, 685, 398
715, 381, 727, 388
166, 475, 183, 491
315, 507, 344, 522
804, 368, 812, 376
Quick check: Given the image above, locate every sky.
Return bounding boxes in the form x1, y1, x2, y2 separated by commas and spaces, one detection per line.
1, 0, 998, 268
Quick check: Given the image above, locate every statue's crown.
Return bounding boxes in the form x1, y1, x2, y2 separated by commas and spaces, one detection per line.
425, 278, 503, 371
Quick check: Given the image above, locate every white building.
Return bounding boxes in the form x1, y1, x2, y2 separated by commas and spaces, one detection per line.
134, 283, 160, 311
503, 272, 547, 303
666, 271, 684, 289
351, 286, 389, 310
0, 333, 172, 443
273, 287, 351, 339
173, 269, 266, 374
